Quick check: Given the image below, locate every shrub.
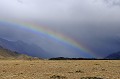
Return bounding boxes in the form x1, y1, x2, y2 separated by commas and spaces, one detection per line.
50, 75, 67, 79
81, 77, 103, 79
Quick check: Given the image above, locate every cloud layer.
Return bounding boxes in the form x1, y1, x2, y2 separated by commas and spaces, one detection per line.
0, 0, 120, 58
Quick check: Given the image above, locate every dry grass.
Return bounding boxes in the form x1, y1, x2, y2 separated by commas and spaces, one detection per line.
0, 60, 120, 79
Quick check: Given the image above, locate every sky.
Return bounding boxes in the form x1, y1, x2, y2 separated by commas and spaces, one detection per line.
0, 0, 120, 58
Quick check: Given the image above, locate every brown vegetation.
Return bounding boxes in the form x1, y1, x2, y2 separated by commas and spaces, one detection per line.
0, 60, 120, 79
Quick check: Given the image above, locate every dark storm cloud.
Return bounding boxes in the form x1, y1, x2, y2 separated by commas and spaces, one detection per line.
0, 22, 38, 42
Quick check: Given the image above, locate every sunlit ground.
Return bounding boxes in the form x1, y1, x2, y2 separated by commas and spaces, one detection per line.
0, 60, 120, 79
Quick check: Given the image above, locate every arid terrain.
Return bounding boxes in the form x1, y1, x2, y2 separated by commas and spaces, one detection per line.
0, 60, 120, 79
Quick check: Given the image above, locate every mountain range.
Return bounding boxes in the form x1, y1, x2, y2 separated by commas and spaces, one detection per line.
0, 38, 120, 59
105, 52, 120, 59
0, 38, 50, 58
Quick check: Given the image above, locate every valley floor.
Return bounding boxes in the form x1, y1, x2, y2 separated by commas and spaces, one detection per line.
0, 60, 120, 79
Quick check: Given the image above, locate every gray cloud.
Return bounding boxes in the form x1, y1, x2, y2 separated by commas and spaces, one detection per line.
0, 0, 120, 58
17, 0, 23, 4
103, 0, 120, 7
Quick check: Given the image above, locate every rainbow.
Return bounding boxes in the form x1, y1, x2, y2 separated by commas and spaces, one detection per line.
0, 18, 96, 57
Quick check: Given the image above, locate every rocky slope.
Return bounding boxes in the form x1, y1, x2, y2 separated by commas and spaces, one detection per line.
0, 46, 40, 60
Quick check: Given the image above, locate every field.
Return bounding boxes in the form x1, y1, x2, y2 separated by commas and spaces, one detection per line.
0, 60, 120, 79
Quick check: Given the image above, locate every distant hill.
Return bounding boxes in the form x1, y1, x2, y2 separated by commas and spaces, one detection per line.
0, 38, 50, 58
105, 52, 120, 60
0, 46, 40, 60
49, 57, 96, 60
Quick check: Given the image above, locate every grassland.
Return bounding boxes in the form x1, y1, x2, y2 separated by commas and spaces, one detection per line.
0, 60, 120, 79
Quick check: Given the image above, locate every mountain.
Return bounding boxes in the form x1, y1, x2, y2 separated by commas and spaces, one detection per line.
0, 46, 19, 59
0, 38, 49, 58
105, 52, 120, 59
0, 46, 40, 60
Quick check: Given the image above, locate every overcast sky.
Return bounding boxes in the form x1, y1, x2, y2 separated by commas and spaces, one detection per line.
0, 0, 120, 58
